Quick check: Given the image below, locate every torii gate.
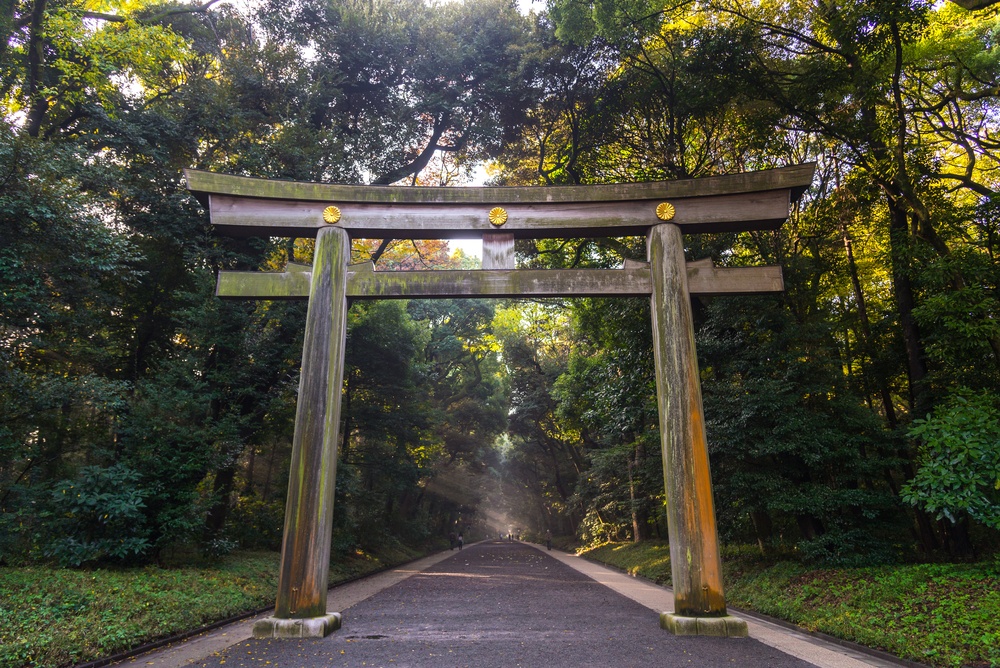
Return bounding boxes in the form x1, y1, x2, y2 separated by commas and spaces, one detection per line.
186, 163, 814, 640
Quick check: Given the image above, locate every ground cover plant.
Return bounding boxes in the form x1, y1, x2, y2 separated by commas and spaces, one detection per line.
580, 541, 1000, 668
0, 546, 425, 668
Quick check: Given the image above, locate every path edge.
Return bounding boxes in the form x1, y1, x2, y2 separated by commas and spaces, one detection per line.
71, 548, 452, 668
530, 543, 928, 668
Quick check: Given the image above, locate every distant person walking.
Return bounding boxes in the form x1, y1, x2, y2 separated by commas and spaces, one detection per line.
449, 531, 456, 550
545, 529, 552, 550
458, 533, 464, 550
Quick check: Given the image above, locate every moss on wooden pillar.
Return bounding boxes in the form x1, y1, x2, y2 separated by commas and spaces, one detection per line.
255, 226, 348, 637
647, 223, 730, 621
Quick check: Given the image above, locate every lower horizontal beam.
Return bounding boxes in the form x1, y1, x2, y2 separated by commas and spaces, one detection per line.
350, 267, 651, 299
216, 264, 782, 300
216, 270, 312, 299
686, 262, 783, 295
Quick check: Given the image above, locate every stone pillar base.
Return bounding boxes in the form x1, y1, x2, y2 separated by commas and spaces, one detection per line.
660, 613, 748, 637
253, 612, 342, 639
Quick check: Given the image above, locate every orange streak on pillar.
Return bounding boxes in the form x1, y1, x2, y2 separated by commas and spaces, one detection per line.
275, 226, 348, 619
648, 223, 727, 618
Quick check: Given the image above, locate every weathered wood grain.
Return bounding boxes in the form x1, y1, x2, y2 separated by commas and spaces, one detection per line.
216, 263, 783, 299
351, 267, 649, 298
216, 270, 312, 299
648, 223, 729, 619
685, 262, 783, 294
482, 232, 514, 270
185, 163, 814, 205
202, 189, 793, 238
273, 226, 348, 621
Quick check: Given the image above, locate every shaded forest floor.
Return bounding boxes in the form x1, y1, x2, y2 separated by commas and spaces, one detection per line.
580, 541, 1000, 668
0, 542, 434, 668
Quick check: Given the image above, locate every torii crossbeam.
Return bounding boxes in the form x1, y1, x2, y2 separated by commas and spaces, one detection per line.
186, 163, 814, 639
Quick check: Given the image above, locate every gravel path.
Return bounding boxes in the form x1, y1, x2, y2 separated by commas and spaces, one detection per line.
195, 541, 815, 668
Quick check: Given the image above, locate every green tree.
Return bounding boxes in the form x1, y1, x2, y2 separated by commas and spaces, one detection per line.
903, 390, 1000, 553
2, 0, 538, 562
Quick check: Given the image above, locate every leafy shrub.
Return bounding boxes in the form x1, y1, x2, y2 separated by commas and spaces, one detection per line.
796, 527, 899, 567
42, 464, 151, 567
902, 389, 1000, 530
226, 496, 284, 550
0, 488, 41, 565
204, 537, 239, 557
578, 509, 629, 545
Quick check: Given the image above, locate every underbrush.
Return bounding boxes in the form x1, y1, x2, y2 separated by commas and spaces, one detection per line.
0, 545, 425, 668
579, 541, 1000, 668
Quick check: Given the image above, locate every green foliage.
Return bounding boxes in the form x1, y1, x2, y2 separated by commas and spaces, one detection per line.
0, 547, 421, 668
522, 0, 1000, 559
549, 0, 663, 46
579, 540, 674, 584
728, 559, 1000, 668
248, 0, 533, 185
0, 552, 282, 668
582, 541, 1000, 668
225, 497, 285, 551
115, 358, 227, 553
42, 465, 151, 567
912, 243, 1000, 390
2, 0, 534, 564
903, 390, 1000, 530
699, 293, 903, 563
331, 296, 507, 551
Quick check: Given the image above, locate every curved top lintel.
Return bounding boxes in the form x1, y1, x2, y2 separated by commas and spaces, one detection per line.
184, 163, 815, 207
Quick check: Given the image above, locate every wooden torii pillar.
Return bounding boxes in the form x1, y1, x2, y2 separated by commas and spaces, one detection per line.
186, 164, 814, 639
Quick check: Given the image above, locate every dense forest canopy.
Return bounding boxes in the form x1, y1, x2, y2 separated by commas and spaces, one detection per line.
1, 0, 998, 569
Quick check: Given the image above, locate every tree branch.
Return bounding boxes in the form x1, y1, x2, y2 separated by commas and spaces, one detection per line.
81, 0, 224, 25
931, 173, 996, 198
372, 112, 451, 185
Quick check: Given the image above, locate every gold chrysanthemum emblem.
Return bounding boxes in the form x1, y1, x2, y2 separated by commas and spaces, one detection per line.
322, 206, 342, 224
488, 207, 508, 227
655, 202, 676, 221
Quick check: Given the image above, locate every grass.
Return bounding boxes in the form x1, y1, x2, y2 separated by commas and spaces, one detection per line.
580, 541, 1000, 668
0, 544, 427, 668
8, 539, 997, 667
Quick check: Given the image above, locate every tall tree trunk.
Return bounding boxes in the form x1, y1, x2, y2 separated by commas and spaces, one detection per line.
262, 443, 277, 502
888, 203, 931, 417
627, 440, 650, 542
340, 372, 353, 458
24, 0, 50, 137
243, 446, 256, 495
205, 466, 235, 537
842, 224, 898, 429
795, 514, 824, 541
540, 436, 570, 502
942, 517, 974, 559
626, 449, 641, 542
750, 510, 773, 555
